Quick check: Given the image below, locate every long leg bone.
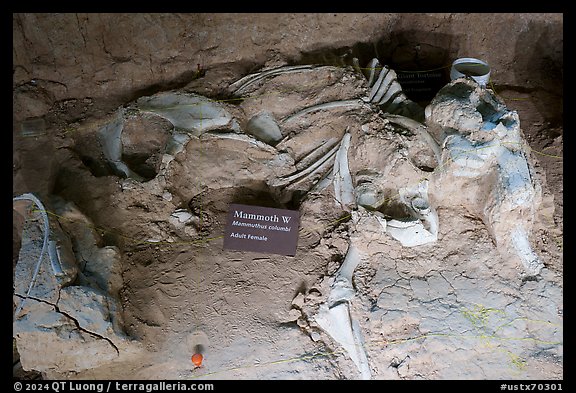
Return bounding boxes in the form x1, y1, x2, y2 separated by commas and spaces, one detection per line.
365, 58, 382, 88
427, 78, 544, 274
137, 92, 234, 134
315, 243, 372, 380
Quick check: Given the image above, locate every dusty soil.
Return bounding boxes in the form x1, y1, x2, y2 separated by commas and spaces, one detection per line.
13, 13, 562, 380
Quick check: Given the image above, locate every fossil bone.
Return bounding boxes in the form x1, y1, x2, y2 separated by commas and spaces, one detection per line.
360, 59, 424, 122
137, 92, 233, 134
315, 241, 372, 380
13, 193, 52, 317
332, 132, 355, 210
245, 111, 283, 146
271, 138, 340, 188
386, 180, 438, 247
230, 65, 316, 95
97, 111, 144, 181
365, 58, 382, 88
281, 99, 367, 125
427, 78, 543, 274
385, 114, 442, 163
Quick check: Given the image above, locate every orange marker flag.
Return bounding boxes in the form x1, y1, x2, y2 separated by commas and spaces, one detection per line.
192, 353, 203, 368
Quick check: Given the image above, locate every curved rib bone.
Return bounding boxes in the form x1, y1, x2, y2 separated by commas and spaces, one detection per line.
281, 99, 366, 124
367, 65, 389, 102
372, 68, 396, 104
365, 58, 382, 88
385, 114, 442, 163
230, 65, 316, 95
272, 140, 341, 187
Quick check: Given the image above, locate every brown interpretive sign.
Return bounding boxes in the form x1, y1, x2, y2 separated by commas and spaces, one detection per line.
223, 203, 300, 256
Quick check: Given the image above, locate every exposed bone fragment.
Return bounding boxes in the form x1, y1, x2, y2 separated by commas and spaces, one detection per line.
332, 132, 355, 210
137, 92, 233, 134
230, 65, 316, 95
372, 68, 397, 104
281, 99, 367, 124
315, 302, 372, 380
315, 241, 371, 379
511, 225, 544, 275
368, 65, 389, 102
245, 111, 283, 146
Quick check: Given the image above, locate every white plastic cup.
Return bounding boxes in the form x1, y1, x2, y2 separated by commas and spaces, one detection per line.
450, 58, 491, 87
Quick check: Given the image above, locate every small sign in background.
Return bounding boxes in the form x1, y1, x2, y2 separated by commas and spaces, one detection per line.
396, 70, 448, 103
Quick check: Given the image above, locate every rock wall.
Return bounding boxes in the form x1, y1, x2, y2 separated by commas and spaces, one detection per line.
13, 13, 562, 122
13, 13, 563, 199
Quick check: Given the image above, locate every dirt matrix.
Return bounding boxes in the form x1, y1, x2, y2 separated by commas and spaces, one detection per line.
13, 14, 562, 380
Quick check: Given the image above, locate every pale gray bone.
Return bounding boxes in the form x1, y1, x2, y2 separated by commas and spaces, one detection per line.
386, 180, 438, 247
245, 111, 283, 146
137, 92, 233, 133
230, 65, 316, 95
365, 58, 382, 87
428, 78, 543, 274
293, 137, 341, 171
281, 99, 367, 124
381, 94, 405, 114
371, 67, 397, 103
308, 169, 335, 194
511, 225, 544, 275
13, 193, 51, 317
332, 132, 355, 210
384, 114, 442, 163
400, 180, 438, 237
316, 240, 372, 379
165, 131, 191, 156
315, 302, 372, 380
272, 140, 341, 187
442, 134, 495, 177
361, 60, 425, 121
47, 240, 65, 276
495, 140, 535, 209
367, 65, 389, 102
327, 243, 361, 305
97, 112, 144, 181
12, 194, 74, 318
386, 219, 437, 247
350, 318, 372, 380
170, 209, 194, 224
98, 112, 124, 162
376, 79, 404, 106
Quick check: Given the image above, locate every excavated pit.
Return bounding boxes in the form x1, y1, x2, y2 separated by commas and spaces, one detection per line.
13, 13, 562, 381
